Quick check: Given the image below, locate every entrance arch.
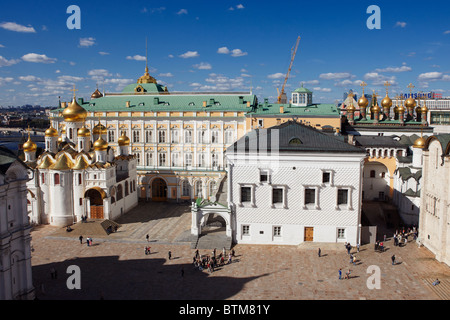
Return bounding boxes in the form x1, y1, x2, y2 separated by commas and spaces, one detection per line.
85, 187, 106, 219
363, 161, 391, 201
191, 201, 232, 238
152, 178, 168, 201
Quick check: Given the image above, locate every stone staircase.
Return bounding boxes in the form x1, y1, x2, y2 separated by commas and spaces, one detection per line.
100, 219, 122, 234
191, 233, 233, 250
422, 278, 450, 300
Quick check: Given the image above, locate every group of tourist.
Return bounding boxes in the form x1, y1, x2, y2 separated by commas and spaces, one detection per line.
192, 247, 235, 273
393, 227, 418, 247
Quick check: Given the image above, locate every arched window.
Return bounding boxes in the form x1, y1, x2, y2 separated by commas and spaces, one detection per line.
54, 173, 60, 185
125, 181, 129, 196
209, 181, 216, 198
182, 180, 191, 197
370, 170, 376, 178
158, 130, 166, 143
117, 184, 123, 200
195, 180, 203, 198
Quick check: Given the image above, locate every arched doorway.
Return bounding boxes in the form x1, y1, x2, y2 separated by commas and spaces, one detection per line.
152, 178, 167, 201
85, 188, 106, 219
363, 161, 390, 201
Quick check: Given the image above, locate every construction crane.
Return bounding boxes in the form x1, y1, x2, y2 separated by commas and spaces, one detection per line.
277, 36, 301, 104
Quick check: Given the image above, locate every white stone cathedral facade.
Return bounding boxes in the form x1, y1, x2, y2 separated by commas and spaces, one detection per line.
24, 95, 138, 227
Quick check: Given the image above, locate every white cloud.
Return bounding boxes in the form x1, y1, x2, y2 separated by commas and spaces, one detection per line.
99, 52, 110, 56
0, 44, 4, 48
236, 4, 245, 9
58, 75, 84, 82
19, 75, 41, 82
126, 55, 146, 61
303, 80, 320, 85
319, 72, 354, 80
179, 51, 199, 58
0, 55, 20, 67
395, 21, 407, 28
194, 74, 245, 91
444, 30, 450, 35
313, 87, 332, 92
193, 62, 212, 70
79, 37, 96, 47
363, 72, 397, 86
177, 9, 188, 15
22, 53, 56, 64
55, 70, 61, 74
231, 49, 248, 57
168, 54, 174, 58
0, 77, 14, 86
268, 73, 286, 79
88, 69, 112, 81
0, 22, 36, 33
158, 72, 173, 77
417, 72, 450, 82
217, 47, 230, 54
104, 78, 134, 91
375, 66, 412, 73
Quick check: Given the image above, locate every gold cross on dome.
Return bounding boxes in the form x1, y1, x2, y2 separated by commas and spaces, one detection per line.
384, 81, 391, 94
360, 81, 367, 94
70, 85, 78, 98
407, 83, 415, 94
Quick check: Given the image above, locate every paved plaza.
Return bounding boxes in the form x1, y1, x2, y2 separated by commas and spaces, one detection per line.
30, 202, 450, 301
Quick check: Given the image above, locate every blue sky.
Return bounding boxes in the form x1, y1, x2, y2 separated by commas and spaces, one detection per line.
1, 0, 450, 107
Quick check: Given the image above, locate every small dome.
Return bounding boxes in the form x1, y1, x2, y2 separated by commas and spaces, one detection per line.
346, 103, 356, 113
397, 104, 405, 113
372, 103, 381, 113
413, 137, 426, 149
358, 96, 369, 108
23, 135, 37, 153
137, 66, 157, 84
45, 126, 59, 137
50, 153, 73, 170
62, 97, 88, 122
78, 126, 91, 137
421, 105, 428, 114
118, 131, 130, 146
91, 88, 103, 99
405, 97, 416, 109
93, 137, 108, 151
93, 122, 107, 135
381, 95, 392, 109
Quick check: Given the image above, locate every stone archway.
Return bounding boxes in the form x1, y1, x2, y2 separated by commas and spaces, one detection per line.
191, 201, 232, 238
85, 188, 106, 219
151, 178, 168, 201
363, 161, 391, 201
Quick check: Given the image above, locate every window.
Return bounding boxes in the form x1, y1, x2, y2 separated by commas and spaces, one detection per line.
322, 172, 330, 184
171, 129, 179, 143
54, 173, 60, 185
292, 93, 298, 104
198, 153, 206, 167
185, 153, 193, 167
260, 171, 268, 183
146, 153, 153, 166
337, 228, 346, 239
209, 181, 216, 197
136, 152, 141, 165
258, 119, 264, 127
211, 153, 219, 168
145, 130, 153, 143
273, 226, 281, 237
195, 180, 203, 198
240, 187, 252, 203
182, 180, 191, 197
305, 188, 315, 205
211, 131, 219, 143
242, 225, 250, 236
172, 153, 179, 167
184, 130, 193, 143
158, 130, 166, 143
338, 189, 349, 205
133, 130, 140, 143
370, 170, 376, 178
41, 173, 45, 184
79, 198, 83, 206
125, 181, 129, 196
78, 173, 82, 185
159, 153, 166, 166
272, 188, 283, 204
108, 130, 115, 142
198, 130, 206, 144
381, 172, 385, 178
225, 131, 234, 144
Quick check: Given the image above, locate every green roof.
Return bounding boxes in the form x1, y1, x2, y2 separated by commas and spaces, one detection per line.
248, 102, 339, 117
53, 93, 257, 114
293, 86, 312, 94
122, 83, 166, 94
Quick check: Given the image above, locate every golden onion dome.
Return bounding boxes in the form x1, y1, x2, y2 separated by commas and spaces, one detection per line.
405, 97, 416, 109
358, 96, 369, 108
62, 97, 88, 122
397, 104, 405, 113
413, 137, 426, 149
346, 103, 356, 113
118, 131, 130, 146
91, 88, 103, 99
93, 122, 107, 135
45, 126, 59, 137
381, 95, 392, 109
77, 126, 91, 137
93, 137, 108, 151
23, 135, 37, 153
372, 103, 381, 113
57, 136, 64, 144
37, 156, 55, 169
421, 104, 429, 114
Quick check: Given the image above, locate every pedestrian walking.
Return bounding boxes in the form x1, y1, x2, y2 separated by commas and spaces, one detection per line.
318, 248, 321, 257
168, 251, 172, 260
357, 243, 360, 253
345, 269, 351, 280
352, 255, 357, 266
146, 234, 149, 242
391, 255, 396, 265
79, 235, 83, 244
338, 268, 342, 280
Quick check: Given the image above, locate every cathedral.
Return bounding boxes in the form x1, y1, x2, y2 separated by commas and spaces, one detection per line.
24, 92, 138, 227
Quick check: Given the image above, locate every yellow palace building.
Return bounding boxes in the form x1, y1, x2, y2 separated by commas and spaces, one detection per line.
50, 65, 341, 203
